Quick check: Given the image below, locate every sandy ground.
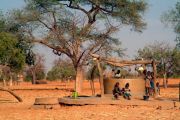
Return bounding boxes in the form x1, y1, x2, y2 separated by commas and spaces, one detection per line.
0, 79, 179, 120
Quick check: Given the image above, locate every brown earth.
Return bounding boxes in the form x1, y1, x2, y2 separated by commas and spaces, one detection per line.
0, 79, 179, 120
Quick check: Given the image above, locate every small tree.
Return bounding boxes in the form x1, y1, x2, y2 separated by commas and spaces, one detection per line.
0, 32, 26, 86
0, 10, 35, 85
47, 59, 76, 81
26, 54, 45, 84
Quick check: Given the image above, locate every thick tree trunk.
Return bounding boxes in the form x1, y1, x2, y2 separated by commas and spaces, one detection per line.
75, 67, 83, 93
0, 87, 23, 102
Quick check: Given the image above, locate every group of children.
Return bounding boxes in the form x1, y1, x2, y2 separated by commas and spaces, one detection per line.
112, 82, 131, 100
112, 70, 161, 100
144, 71, 160, 96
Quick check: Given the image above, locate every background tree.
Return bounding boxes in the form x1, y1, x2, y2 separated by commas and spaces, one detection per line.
0, 10, 35, 66
47, 59, 76, 81
0, 32, 25, 71
0, 32, 26, 85
13, 0, 147, 93
170, 48, 180, 78
161, 2, 180, 48
25, 68, 45, 81
25, 54, 45, 84
0, 10, 35, 86
136, 41, 180, 88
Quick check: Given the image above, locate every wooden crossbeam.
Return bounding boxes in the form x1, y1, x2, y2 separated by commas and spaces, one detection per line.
91, 53, 154, 66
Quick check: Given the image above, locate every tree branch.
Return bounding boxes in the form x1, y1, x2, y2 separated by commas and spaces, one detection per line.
0, 87, 23, 102
62, 1, 89, 15
37, 19, 52, 30
76, 50, 87, 66
32, 39, 72, 56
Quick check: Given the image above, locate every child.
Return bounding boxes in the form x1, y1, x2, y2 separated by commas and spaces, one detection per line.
145, 71, 151, 96
149, 72, 155, 96
123, 83, 131, 100
115, 70, 121, 78
112, 82, 121, 99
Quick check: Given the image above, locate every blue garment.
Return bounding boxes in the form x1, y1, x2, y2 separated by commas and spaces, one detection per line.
150, 81, 154, 89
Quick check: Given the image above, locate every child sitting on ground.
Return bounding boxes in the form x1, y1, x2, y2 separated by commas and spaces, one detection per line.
112, 82, 121, 99
122, 83, 131, 100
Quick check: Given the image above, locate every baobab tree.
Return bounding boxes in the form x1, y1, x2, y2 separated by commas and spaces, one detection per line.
12, 0, 147, 93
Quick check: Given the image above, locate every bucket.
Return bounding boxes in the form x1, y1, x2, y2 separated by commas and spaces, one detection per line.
72, 92, 78, 99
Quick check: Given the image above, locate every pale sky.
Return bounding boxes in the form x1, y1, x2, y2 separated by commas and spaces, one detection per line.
0, 0, 178, 71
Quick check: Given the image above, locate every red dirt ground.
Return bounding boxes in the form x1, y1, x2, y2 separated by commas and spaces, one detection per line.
0, 79, 179, 120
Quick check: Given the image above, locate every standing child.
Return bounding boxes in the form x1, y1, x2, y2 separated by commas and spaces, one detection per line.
145, 71, 151, 96
150, 72, 155, 96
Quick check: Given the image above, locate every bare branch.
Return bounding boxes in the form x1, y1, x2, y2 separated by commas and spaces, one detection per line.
37, 18, 52, 30
62, 1, 89, 15
52, 12, 57, 30
76, 50, 87, 65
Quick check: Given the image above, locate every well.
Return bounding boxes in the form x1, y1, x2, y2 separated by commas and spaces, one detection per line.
32, 97, 60, 109
104, 78, 145, 98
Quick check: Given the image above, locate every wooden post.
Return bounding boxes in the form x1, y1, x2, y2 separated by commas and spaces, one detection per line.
152, 60, 157, 97
90, 65, 96, 96
90, 79, 95, 96
96, 59, 104, 97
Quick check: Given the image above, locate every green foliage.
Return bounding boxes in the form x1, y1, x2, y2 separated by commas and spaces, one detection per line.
136, 42, 180, 78
47, 66, 62, 80
13, 0, 148, 62
36, 71, 46, 80
170, 48, 180, 77
47, 59, 76, 81
25, 70, 46, 81
0, 10, 35, 67
0, 32, 26, 72
25, 74, 32, 81
0, 11, 6, 32
161, 2, 180, 48
27, 0, 147, 31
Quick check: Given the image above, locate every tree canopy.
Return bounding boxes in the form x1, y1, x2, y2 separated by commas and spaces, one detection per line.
162, 2, 180, 48
0, 10, 35, 69
47, 59, 76, 81
136, 41, 180, 78
14, 0, 147, 67
0, 32, 26, 72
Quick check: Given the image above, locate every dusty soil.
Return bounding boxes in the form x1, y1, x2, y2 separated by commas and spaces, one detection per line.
0, 79, 179, 120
